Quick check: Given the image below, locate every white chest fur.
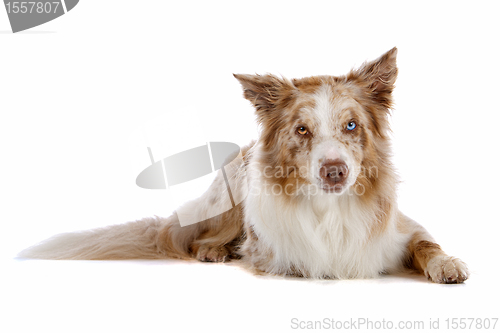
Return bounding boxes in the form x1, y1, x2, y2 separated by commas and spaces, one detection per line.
244, 174, 410, 279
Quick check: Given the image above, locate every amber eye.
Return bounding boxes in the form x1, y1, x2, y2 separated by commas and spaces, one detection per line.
297, 126, 308, 135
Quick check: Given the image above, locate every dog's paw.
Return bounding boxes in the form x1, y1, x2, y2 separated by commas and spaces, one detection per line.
196, 245, 229, 263
425, 256, 469, 284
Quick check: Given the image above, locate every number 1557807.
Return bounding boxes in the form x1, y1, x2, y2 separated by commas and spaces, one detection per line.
5, 2, 60, 14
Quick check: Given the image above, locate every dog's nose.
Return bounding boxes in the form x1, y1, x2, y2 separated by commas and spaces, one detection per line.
320, 159, 349, 186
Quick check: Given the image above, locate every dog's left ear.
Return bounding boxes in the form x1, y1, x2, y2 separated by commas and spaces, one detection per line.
349, 47, 398, 108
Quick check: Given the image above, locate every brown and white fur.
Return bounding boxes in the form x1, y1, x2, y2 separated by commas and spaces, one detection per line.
19, 48, 468, 283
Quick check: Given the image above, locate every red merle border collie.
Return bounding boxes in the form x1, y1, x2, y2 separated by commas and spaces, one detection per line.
19, 48, 469, 283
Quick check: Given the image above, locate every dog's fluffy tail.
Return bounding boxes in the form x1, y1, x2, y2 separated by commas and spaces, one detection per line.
17, 215, 199, 260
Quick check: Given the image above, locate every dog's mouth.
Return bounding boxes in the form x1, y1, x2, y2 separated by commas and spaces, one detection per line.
320, 183, 345, 193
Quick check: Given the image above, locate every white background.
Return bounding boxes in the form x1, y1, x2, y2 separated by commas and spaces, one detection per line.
1, 1, 499, 332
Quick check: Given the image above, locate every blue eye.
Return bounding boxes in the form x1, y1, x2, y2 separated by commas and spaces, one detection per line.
346, 121, 357, 131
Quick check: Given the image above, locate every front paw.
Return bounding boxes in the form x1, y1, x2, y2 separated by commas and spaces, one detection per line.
196, 245, 229, 263
425, 256, 469, 284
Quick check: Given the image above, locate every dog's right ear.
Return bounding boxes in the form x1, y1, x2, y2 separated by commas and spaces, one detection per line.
233, 74, 295, 115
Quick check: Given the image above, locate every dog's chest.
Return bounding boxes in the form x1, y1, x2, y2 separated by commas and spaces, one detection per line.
245, 194, 405, 278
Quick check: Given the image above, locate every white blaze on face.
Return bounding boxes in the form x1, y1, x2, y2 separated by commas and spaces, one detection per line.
323, 146, 341, 161
307, 84, 361, 192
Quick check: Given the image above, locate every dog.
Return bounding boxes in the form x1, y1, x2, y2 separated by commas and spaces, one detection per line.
19, 47, 469, 283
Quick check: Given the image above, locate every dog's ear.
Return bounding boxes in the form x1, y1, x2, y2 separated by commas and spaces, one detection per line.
349, 47, 398, 108
233, 74, 295, 115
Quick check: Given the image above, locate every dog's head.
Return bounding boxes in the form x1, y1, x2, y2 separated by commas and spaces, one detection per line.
235, 48, 398, 197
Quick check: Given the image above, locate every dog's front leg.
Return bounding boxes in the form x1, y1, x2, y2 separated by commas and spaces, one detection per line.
401, 213, 469, 283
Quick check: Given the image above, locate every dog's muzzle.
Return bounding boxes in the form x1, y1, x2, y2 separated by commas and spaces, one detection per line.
319, 159, 349, 193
